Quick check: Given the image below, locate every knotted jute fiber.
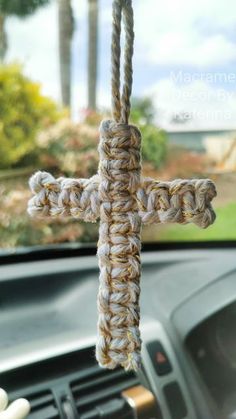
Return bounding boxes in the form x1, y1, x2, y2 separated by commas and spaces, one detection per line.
28, 0, 217, 370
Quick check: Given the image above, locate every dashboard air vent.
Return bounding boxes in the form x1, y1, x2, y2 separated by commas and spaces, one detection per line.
25, 390, 59, 419
71, 365, 139, 418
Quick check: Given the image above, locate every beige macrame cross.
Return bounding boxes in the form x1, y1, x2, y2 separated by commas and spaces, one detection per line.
28, 0, 216, 371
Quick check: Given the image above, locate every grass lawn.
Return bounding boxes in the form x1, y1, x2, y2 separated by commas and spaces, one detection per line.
142, 201, 236, 242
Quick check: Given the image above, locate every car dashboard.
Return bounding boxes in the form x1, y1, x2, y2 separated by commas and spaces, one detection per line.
0, 248, 236, 419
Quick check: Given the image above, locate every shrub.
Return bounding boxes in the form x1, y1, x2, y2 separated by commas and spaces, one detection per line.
0, 177, 98, 248
131, 97, 167, 169
0, 0, 50, 16
0, 64, 63, 169
141, 124, 167, 169
37, 118, 99, 177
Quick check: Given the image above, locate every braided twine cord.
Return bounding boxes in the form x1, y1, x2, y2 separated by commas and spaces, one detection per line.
29, 173, 216, 229
97, 0, 142, 370
28, 0, 217, 371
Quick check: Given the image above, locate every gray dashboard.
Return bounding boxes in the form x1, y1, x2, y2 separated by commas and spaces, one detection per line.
0, 248, 236, 419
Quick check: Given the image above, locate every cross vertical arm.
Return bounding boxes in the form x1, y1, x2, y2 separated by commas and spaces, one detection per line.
96, 120, 142, 370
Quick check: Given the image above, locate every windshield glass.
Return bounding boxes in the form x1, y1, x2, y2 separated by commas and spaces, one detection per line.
0, 0, 235, 249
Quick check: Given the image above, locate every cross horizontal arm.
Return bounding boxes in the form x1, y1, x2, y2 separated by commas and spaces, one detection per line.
137, 177, 216, 228
28, 171, 216, 228
28, 171, 100, 222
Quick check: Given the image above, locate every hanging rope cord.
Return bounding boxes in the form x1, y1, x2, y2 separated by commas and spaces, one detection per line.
111, 0, 134, 124
96, 0, 142, 370
27, 0, 216, 372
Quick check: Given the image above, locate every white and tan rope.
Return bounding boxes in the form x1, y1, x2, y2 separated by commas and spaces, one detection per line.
97, 119, 142, 370
28, 0, 217, 371
29, 172, 216, 229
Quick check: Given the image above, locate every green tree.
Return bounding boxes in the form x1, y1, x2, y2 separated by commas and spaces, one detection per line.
131, 97, 167, 169
0, 13, 6, 61
58, 0, 74, 108
131, 97, 156, 125
0, 0, 50, 61
0, 64, 63, 168
87, 0, 98, 110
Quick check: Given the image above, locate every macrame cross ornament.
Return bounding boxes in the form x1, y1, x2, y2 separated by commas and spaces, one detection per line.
28, 0, 216, 371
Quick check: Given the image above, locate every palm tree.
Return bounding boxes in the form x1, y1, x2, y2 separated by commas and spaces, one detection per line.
0, 0, 50, 62
58, 0, 74, 108
87, 0, 98, 110
0, 13, 7, 61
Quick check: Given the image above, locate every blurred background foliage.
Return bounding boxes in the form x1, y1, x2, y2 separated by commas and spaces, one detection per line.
0, 0, 50, 16
131, 98, 167, 169
37, 118, 99, 178
0, 0, 51, 61
0, 63, 231, 248
0, 65, 170, 248
0, 65, 168, 174
0, 0, 235, 248
0, 64, 64, 168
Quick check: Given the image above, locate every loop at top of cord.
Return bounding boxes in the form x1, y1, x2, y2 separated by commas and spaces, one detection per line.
111, 0, 134, 124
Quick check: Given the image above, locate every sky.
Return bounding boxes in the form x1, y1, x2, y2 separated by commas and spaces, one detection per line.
6, 0, 236, 131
